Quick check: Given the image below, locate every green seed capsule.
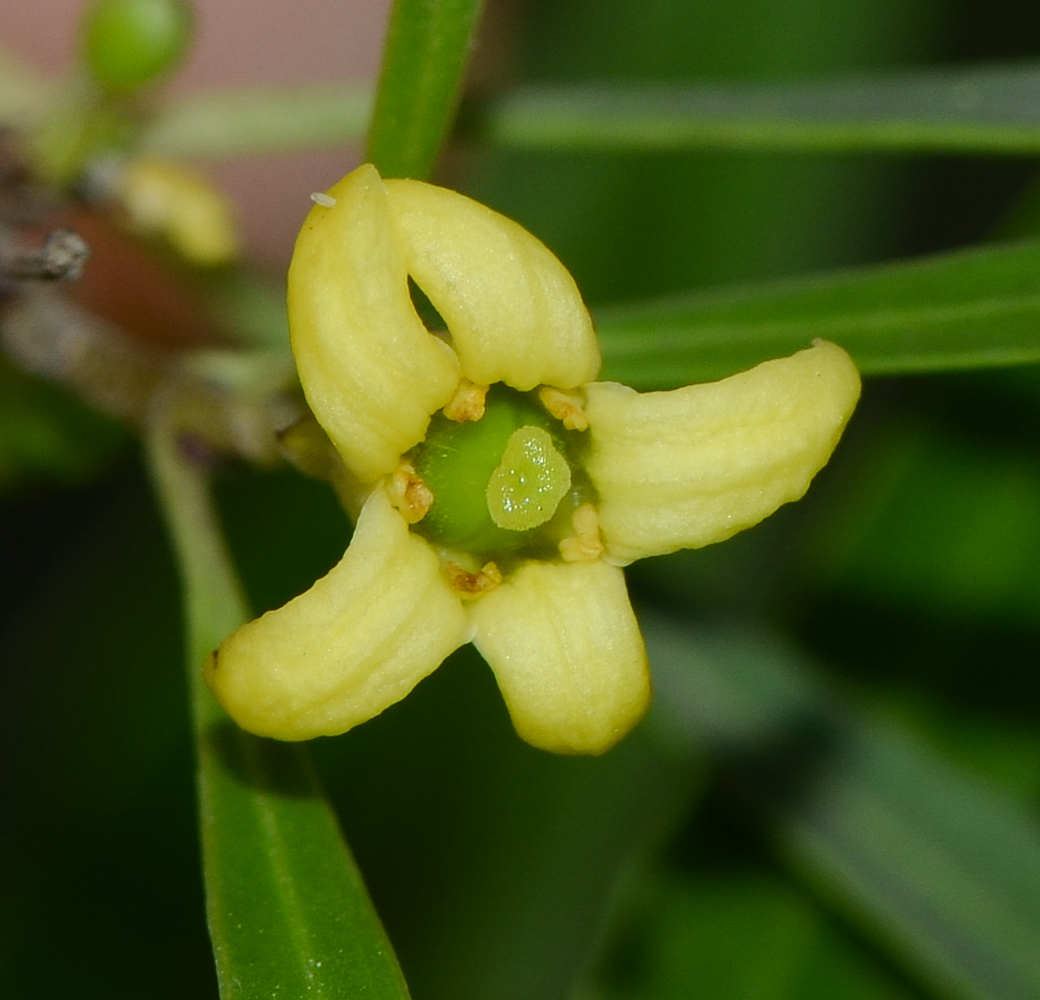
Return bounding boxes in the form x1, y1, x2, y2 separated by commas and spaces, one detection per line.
82, 0, 194, 95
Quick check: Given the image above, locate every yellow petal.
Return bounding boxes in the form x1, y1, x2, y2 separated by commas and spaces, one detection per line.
119, 157, 239, 265
585, 340, 861, 564
288, 164, 461, 483
470, 559, 649, 754
384, 178, 600, 391
206, 488, 469, 741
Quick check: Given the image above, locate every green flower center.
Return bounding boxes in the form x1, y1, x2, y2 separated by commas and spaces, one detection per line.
410, 385, 587, 556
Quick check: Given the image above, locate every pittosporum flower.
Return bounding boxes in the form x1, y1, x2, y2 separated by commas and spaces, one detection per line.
206, 164, 861, 754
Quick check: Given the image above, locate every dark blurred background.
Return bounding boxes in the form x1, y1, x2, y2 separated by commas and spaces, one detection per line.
3, 1, 1040, 997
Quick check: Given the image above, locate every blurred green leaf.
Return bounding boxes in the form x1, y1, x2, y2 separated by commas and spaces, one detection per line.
588, 872, 916, 1000
348, 699, 700, 1000
145, 61, 1040, 162
366, 0, 485, 178
596, 238, 1040, 386
642, 612, 1040, 1000
475, 64, 1040, 154
142, 82, 371, 160
147, 409, 410, 1000
808, 421, 1040, 622
0, 357, 125, 492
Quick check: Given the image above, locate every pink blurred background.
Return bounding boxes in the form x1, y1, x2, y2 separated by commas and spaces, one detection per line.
0, 0, 392, 271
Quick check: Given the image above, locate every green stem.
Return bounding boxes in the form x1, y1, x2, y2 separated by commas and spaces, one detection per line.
144, 381, 249, 695
365, 0, 486, 178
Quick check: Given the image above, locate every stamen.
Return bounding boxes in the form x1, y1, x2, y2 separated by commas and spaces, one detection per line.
559, 502, 604, 562
446, 560, 503, 598
538, 386, 589, 431
443, 379, 489, 422
387, 461, 434, 523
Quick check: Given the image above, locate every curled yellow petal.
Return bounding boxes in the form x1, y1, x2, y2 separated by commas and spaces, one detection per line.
288, 164, 461, 483
585, 340, 861, 564
470, 559, 649, 754
206, 488, 469, 741
384, 178, 600, 390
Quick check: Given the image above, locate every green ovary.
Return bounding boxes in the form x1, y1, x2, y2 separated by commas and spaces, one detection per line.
411, 385, 580, 555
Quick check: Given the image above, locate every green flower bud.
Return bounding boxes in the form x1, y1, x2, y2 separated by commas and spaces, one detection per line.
82, 0, 194, 95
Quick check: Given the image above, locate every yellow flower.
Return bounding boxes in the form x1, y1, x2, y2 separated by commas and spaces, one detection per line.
206, 164, 860, 754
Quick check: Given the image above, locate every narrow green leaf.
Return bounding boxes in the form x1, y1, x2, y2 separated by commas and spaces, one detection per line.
365, 0, 485, 178
596, 238, 1040, 387
641, 612, 1040, 1000
146, 397, 410, 1000
196, 725, 410, 1000
475, 65, 1040, 155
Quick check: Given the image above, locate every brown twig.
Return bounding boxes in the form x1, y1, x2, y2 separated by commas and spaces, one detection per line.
0, 228, 90, 281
